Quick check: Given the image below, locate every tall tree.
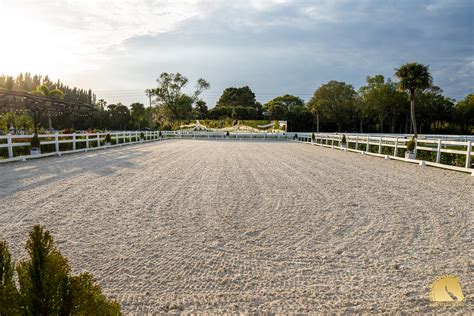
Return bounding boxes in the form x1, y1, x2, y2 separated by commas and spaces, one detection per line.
34, 85, 65, 131
306, 97, 321, 132
264, 94, 304, 120
359, 75, 408, 133
454, 94, 474, 134
414, 86, 455, 134
216, 86, 256, 109
395, 62, 432, 137
193, 100, 208, 119
34, 84, 64, 99
313, 81, 357, 132
150, 73, 209, 120
130, 103, 146, 129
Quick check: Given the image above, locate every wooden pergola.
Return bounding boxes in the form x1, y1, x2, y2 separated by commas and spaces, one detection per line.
0, 88, 97, 131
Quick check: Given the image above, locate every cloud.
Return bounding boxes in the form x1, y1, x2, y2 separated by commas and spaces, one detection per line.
0, 0, 472, 106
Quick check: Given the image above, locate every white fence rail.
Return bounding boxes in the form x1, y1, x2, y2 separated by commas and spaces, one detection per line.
1, 130, 473, 175
287, 132, 473, 174
0, 131, 164, 163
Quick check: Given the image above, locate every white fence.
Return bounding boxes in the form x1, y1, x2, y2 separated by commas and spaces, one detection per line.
1, 130, 473, 175
0, 130, 286, 163
0, 131, 164, 163
287, 132, 473, 174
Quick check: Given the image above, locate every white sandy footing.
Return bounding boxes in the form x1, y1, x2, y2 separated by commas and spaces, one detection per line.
0, 139, 472, 314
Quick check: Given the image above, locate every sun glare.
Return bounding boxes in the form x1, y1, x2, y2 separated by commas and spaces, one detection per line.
0, 5, 79, 76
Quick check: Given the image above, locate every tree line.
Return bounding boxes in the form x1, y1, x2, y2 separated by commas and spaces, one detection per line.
1, 63, 473, 134
0, 73, 96, 104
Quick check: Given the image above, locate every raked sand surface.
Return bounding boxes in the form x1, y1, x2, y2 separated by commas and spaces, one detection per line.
0, 139, 472, 314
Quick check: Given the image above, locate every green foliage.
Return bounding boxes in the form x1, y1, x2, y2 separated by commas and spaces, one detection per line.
240, 120, 271, 129
406, 137, 416, 152
216, 86, 256, 109
149, 73, 209, 120
454, 94, 474, 133
311, 133, 315, 141
0, 73, 95, 104
0, 241, 20, 315
140, 132, 145, 139
69, 273, 121, 315
107, 103, 131, 130
35, 84, 64, 100
313, 81, 357, 132
395, 63, 432, 98
105, 133, 112, 143
0, 225, 121, 315
359, 75, 408, 133
395, 63, 432, 137
30, 133, 41, 149
193, 100, 208, 119
264, 94, 304, 120
130, 103, 146, 130
341, 134, 347, 144
16, 226, 71, 315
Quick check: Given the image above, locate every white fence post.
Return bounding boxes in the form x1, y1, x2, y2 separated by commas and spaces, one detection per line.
394, 137, 398, 157
436, 139, 442, 163
122, 131, 126, 144
7, 134, 13, 158
86, 134, 89, 150
466, 141, 472, 169
97, 133, 101, 147
55, 133, 59, 153
378, 137, 382, 154
72, 133, 77, 151
355, 135, 359, 151
366, 136, 370, 152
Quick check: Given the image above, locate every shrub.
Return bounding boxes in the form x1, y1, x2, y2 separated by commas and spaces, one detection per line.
0, 225, 121, 315
104, 134, 112, 143
311, 133, 315, 141
62, 128, 76, 134
30, 133, 41, 149
159, 131, 162, 138
406, 137, 416, 152
0, 241, 20, 314
341, 134, 347, 145
140, 132, 145, 140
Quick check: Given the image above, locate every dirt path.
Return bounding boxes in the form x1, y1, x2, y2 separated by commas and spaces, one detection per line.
0, 139, 472, 313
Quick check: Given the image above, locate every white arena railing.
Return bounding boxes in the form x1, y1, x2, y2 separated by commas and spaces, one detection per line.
287, 132, 473, 175
0, 131, 165, 163
0, 130, 286, 163
1, 130, 473, 175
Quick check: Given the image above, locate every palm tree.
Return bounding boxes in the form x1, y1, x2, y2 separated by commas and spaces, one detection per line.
306, 97, 321, 133
34, 84, 64, 99
33, 85, 64, 132
145, 88, 153, 127
395, 62, 432, 138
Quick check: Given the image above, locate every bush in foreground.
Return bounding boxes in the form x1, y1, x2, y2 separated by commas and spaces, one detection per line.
0, 225, 121, 315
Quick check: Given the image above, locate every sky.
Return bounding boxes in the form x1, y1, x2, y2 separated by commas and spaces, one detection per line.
0, 0, 472, 107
